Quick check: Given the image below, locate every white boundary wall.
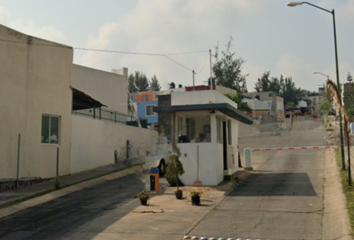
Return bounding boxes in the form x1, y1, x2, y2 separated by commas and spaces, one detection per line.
70, 115, 158, 174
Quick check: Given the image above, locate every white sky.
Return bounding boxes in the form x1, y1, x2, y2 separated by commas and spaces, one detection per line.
0, 0, 353, 92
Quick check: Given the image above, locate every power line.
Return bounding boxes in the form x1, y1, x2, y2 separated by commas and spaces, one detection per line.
194, 52, 209, 75
0, 38, 207, 72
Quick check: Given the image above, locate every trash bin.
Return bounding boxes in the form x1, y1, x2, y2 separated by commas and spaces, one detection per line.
150, 167, 159, 192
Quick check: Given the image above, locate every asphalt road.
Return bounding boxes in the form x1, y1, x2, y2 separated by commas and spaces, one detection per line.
0, 119, 333, 239
189, 120, 328, 239
0, 175, 146, 240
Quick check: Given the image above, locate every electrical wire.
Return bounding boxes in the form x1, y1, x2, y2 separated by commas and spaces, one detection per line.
0, 38, 207, 73
194, 52, 209, 75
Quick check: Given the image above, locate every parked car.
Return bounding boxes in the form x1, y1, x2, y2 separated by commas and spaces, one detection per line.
143, 136, 172, 176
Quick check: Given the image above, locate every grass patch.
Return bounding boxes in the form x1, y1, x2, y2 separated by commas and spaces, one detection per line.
335, 149, 354, 232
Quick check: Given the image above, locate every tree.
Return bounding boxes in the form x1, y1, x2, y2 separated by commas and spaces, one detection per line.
224, 93, 252, 114
280, 77, 301, 107
344, 84, 354, 121
213, 37, 248, 93
128, 71, 149, 92
347, 72, 353, 82
150, 75, 161, 91
255, 71, 271, 93
254, 71, 281, 95
326, 79, 352, 185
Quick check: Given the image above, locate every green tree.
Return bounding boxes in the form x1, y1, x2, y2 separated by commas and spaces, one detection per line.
213, 37, 248, 93
280, 77, 301, 107
255, 71, 271, 92
344, 83, 354, 120
128, 71, 149, 92
254, 71, 281, 95
128, 76, 138, 93
347, 72, 353, 82
150, 75, 161, 91
224, 93, 252, 114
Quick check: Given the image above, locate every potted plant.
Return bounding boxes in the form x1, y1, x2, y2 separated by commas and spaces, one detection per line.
189, 189, 203, 205
138, 189, 150, 205
166, 154, 185, 199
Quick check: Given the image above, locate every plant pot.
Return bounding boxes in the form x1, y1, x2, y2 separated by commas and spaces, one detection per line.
140, 198, 148, 205
191, 195, 200, 205
175, 190, 183, 199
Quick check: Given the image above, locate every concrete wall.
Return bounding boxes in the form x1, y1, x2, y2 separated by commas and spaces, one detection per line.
171, 90, 237, 109
215, 85, 238, 96
243, 99, 269, 110
0, 24, 73, 179
72, 64, 128, 114
70, 115, 158, 174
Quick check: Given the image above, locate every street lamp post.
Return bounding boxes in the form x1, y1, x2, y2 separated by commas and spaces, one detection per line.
314, 72, 329, 79
287, 1, 346, 170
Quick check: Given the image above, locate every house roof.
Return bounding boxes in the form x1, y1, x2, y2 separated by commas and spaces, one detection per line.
71, 87, 107, 110
153, 103, 253, 125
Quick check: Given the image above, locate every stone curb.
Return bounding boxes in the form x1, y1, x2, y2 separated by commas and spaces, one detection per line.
0, 165, 143, 220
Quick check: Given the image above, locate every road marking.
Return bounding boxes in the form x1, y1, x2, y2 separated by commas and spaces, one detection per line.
252, 146, 340, 152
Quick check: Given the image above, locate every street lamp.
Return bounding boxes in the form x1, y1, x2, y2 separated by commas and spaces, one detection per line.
287, 1, 346, 170
314, 72, 329, 79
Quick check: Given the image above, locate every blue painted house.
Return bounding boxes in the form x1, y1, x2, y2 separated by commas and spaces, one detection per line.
137, 100, 158, 125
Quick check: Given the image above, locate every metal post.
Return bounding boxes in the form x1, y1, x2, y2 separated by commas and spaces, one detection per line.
332, 9, 346, 170
209, 49, 212, 89
16, 134, 21, 189
244, 148, 253, 171
192, 70, 195, 91
56, 147, 59, 179
99, 107, 102, 120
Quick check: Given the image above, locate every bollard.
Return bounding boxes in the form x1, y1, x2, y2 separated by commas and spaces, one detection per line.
244, 148, 253, 171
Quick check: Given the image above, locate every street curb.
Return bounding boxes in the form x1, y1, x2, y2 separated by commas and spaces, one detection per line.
0, 165, 143, 220
323, 149, 352, 239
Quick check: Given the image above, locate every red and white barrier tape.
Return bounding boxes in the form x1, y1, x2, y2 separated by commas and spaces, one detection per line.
252, 145, 341, 152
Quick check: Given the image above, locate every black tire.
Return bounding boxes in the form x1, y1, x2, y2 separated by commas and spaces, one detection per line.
158, 160, 166, 176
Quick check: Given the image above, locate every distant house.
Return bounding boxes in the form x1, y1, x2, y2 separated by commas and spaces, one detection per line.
154, 90, 253, 186
242, 98, 271, 118
243, 91, 284, 118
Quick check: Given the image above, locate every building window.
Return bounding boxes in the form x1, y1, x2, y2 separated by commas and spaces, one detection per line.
177, 115, 211, 143
142, 95, 149, 102
41, 115, 60, 144
268, 93, 273, 97
146, 105, 155, 116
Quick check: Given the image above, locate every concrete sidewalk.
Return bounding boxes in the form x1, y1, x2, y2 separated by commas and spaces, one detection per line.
0, 163, 144, 219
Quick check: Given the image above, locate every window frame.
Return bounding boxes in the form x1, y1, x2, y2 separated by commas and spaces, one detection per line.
41, 115, 60, 145
142, 95, 149, 102
145, 105, 156, 116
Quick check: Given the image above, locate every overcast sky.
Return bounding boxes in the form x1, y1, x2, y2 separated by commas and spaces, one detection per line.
0, 0, 353, 92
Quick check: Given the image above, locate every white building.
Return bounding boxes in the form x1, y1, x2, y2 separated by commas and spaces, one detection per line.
0, 24, 158, 184
154, 90, 253, 186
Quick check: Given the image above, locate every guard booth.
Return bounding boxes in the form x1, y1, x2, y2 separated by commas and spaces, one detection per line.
154, 90, 253, 186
